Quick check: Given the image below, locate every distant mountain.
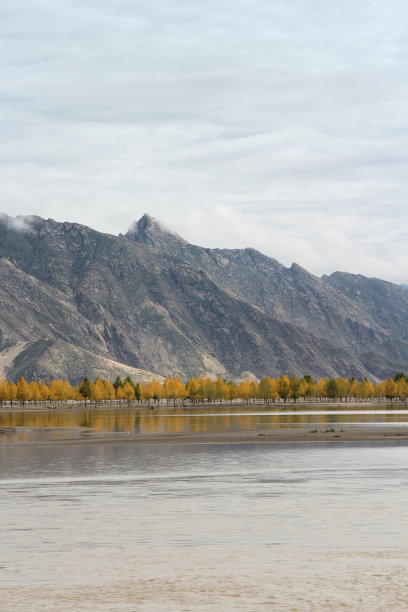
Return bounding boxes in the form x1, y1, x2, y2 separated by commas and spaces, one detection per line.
127, 215, 408, 369
0, 212, 407, 382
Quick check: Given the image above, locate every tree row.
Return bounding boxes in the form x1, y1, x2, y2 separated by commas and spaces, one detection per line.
1, 372, 408, 406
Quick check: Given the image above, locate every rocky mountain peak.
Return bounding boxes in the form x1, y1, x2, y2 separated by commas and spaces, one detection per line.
126, 213, 188, 248
1, 212, 408, 381
290, 262, 312, 276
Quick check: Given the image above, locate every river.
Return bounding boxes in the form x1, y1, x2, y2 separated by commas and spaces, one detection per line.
1, 407, 408, 609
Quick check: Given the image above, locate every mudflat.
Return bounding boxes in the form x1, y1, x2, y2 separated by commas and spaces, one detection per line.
1, 425, 408, 447
1, 400, 408, 446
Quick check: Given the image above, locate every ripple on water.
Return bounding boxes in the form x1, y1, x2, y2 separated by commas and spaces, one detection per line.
1, 440, 408, 609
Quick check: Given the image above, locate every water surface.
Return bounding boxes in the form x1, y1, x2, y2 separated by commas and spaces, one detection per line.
1, 441, 408, 610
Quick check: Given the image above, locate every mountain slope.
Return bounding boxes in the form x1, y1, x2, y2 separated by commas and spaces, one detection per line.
127, 214, 408, 367
324, 271, 408, 340
0, 213, 407, 381
4, 339, 164, 385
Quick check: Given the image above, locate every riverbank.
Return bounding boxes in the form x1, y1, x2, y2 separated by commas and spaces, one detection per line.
1, 401, 408, 446
2, 424, 408, 447
0, 399, 405, 412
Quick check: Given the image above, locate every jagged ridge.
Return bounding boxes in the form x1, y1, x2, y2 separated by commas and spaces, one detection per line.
0, 212, 407, 381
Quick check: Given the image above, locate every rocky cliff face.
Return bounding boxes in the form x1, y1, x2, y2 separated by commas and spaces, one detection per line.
127, 215, 408, 369
1, 212, 407, 381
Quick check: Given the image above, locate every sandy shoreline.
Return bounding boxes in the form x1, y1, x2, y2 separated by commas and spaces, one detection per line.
1, 424, 408, 447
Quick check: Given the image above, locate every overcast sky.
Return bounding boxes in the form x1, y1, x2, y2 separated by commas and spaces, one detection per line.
1, 0, 408, 282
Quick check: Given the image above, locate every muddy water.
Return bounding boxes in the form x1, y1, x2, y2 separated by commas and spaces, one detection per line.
1, 441, 408, 610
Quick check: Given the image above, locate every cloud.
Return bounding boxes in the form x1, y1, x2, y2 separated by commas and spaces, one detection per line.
0, 213, 34, 232
0, 0, 407, 282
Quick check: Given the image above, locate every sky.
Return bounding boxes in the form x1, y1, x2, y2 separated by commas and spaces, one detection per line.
1, 0, 408, 282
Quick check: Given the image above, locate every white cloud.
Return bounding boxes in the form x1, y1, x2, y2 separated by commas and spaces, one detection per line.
0, 0, 407, 282
0, 212, 34, 232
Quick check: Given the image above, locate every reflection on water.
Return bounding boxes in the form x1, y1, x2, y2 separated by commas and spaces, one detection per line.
1, 443, 408, 610
1, 404, 408, 443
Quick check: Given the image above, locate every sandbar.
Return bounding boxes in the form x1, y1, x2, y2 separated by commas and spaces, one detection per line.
1, 424, 408, 447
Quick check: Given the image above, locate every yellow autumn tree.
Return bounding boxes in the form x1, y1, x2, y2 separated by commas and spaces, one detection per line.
373, 382, 383, 400
16, 377, 31, 405
238, 378, 253, 403
90, 379, 105, 404
173, 376, 186, 405
38, 381, 49, 403
316, 378, 327, 401
62, 380, 75, 403
205, 378, 216, 402
383, 378, 397, 400
29, 381, 41, 404
142, 379, 163, 404
250, 381, 259, 401
7, 381, 17, 404
48, 380, 61, 402
350, 379, 359, 400
396, 378, 408, 402
228, 381, 239, 403
359, 378, 371, 401
122, 381, 135, 404
289, 376, 301, 402
258, 377, 274, 403
186, 377, 199, 402
215, 377, 229, 402
337, 377, 349, 402
104, 380, 116, 402
149, 379, 163, 403
195, 375, 206, 402
299, 377, 308, 399
0, 378, 8, 404
142, 381, 155, 404
278, 375, 291, 402
302, 376, 316, 401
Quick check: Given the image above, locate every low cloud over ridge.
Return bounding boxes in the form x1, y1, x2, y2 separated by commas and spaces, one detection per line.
0, 0, 407, 282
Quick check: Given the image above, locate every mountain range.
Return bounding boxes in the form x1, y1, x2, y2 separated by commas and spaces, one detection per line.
0, 212, 407, 383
